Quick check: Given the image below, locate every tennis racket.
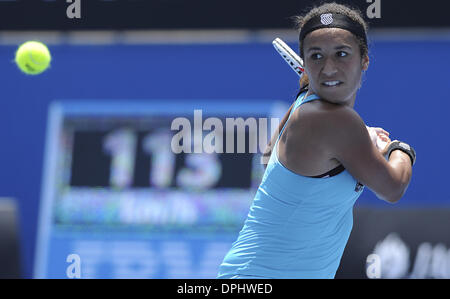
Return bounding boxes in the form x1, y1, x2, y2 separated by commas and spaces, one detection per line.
272, 38, 304, 76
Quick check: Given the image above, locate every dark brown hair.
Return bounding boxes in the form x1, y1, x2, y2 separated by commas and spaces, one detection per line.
293, 2, 369, 89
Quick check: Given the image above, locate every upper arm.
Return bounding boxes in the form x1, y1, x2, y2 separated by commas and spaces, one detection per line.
315, 106, 404, 203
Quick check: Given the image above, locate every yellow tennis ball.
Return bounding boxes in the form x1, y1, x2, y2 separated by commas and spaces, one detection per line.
15, 41, 51, 75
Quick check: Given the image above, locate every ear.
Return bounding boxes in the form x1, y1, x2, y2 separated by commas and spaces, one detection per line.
361, 55, 369, 71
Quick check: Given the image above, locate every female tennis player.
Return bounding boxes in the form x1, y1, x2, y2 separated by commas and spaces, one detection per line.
217, 3, 415, 279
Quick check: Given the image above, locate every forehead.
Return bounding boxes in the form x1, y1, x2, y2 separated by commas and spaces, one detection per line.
303, 28, 358, 48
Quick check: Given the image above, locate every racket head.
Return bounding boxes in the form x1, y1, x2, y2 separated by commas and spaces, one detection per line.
272, 38, 304, 75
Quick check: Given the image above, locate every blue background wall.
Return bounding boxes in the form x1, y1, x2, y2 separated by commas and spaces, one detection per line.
1, 38, 449, 278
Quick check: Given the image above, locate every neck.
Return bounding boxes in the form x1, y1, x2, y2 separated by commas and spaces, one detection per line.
304, 89, 356, 108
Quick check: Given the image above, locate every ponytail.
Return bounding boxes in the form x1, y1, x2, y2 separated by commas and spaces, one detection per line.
299, 73, 309, 90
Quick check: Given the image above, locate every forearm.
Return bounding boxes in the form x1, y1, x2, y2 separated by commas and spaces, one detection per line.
386, 150, 413, 202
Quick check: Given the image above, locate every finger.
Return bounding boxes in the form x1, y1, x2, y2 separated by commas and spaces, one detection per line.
374, 127, 389, 136
377, 133, 389, 141
376, 138, 389, 150
380, 134, 390, 141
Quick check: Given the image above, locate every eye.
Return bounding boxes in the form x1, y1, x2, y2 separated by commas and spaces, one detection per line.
310, 53, 323, 60
336, 51, 348, 58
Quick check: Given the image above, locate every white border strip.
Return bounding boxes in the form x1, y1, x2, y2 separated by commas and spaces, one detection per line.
34, 102, 63, 279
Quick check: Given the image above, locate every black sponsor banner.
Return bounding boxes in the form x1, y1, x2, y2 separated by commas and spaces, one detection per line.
336, 208, 450, 279
0, 0, 449, 30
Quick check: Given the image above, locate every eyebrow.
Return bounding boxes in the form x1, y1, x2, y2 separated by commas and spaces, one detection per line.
306, 45, 352, 53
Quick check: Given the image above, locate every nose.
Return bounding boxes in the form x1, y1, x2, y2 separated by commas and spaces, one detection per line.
322, 57, 338, 77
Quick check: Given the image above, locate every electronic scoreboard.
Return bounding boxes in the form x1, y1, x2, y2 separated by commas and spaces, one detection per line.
34, 99, 285, 278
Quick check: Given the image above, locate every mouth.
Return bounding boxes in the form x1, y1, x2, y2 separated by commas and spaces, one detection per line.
321, 80, 343, 87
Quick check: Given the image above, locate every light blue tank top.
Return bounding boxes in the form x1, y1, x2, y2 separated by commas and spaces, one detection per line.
217, 92, 365, 279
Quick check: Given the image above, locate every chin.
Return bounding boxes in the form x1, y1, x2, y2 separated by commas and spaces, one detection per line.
315, 86, 356, 106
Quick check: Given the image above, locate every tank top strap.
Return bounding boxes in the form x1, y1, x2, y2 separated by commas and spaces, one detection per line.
275, 92, 320, 145
293, 92, 321, 111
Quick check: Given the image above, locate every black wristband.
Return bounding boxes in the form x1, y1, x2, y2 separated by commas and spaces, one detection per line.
386, 140, 416, 166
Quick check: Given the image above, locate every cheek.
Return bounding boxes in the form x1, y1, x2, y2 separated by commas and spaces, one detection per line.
351, 67, 364, 84
345, 60, 364, 82
304, 64, 319, 84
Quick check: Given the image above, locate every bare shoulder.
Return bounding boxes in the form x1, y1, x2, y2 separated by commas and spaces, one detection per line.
290, 100, 367, 153
304, 100, 362, 125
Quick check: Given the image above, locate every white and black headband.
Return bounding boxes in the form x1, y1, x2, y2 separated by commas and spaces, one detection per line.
299, 13, 367, 56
